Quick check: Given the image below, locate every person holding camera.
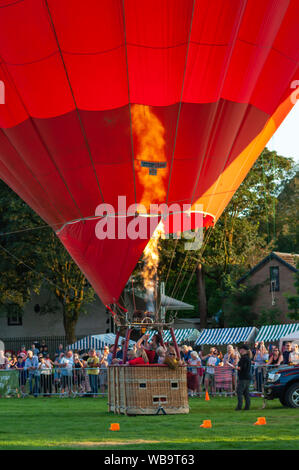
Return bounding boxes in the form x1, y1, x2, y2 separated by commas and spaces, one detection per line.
203, 347, 220, 396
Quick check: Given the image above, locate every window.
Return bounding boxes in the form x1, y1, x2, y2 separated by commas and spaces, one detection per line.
7, 311, 22, 326
153, 396, 167, 404
139, 382, 147, 389
270, 266, 280, 292
171, 381, 179, 389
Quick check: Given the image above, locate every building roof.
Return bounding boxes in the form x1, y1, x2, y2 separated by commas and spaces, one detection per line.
255, 323, 299, 342
238, 251, 298, 284
272, 252, 299, 269
195, 326, 258, 346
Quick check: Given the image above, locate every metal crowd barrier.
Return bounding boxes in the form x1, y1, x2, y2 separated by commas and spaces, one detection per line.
0, 367, 109, 398
0, 363, 290, 398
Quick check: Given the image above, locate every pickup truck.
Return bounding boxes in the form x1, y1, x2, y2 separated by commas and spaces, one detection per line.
264, 365, 299, 408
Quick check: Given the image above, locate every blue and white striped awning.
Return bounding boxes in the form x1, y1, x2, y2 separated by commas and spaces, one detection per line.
195, 327, 258, 346
147, 328, 200, 344
67, 333, 135, 351
255, 323, 299, 342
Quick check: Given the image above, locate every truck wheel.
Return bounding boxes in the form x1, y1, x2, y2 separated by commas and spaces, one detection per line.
285, 382, 299, 408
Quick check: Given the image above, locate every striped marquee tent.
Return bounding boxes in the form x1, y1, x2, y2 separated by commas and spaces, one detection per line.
255, 323, 299, 343
195, 327, 258, 346
67, 333, 135, 351
147, 328, 200, 345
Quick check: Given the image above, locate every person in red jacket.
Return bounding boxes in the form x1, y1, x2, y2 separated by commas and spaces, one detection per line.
127, 349, 149, 366
136, 333, 161, 364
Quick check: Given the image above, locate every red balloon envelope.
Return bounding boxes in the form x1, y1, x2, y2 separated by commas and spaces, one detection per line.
0, 0, 298, 304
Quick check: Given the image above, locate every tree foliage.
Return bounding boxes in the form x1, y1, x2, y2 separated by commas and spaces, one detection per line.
155, 148, 297, 326
0, 181, 96, 343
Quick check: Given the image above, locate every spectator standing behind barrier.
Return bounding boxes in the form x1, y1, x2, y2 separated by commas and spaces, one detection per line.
116, 340, 126, 362
9, 354, 17, 369
31, 343, 39, 356
234, 344, 252, 411
41, 346, 49, 358
24, 350, 39, 396
60, 350, 74, 396
283, 342, 293, 364
1, 354, 10, 370
17, 345, 27, 359
187, 351, 202, 397
87, 349, 100, 396
203, 348, 220, 396
53, 353, 63, 394
73, 353, 84, 395
16, 356, 26, 395
267, 347, 283, 366
289, 343, 299, 365
214, 348, 223, 366
55, 344, 65, 356
251, 341, 259, 359
38, 356, 52, 396
180, 345, 192, 363
223, 345, 239, 393
253, 342, 268, 392
99, 347, 109, 395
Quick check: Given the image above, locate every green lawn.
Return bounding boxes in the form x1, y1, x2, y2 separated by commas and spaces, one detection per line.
0, 396, 298, 450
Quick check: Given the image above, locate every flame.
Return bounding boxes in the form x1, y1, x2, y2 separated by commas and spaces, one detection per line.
141, 221, 165, 310
131, 105, 168, 300
131, 104, 168, 212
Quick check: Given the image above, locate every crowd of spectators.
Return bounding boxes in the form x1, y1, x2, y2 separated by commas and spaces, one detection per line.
0, 336, 298, 398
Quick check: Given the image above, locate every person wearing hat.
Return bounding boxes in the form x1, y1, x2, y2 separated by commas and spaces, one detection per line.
232, 344, 252, 411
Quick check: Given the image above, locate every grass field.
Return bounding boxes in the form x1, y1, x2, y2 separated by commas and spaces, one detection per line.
0, 396, 298, 450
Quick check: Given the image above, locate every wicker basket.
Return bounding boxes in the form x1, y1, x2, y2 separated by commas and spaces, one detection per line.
108, 365, 189, 415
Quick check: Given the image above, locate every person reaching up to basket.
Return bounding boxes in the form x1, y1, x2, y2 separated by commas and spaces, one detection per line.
136, 333, 160, 363
126, 348, 149, 366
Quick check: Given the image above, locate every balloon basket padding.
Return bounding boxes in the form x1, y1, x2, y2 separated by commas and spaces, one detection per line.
108, 365, 189, 415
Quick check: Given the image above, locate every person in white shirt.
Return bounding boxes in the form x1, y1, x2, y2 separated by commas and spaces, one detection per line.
38, 356, 52, 396
156, 346, 167, 364
204, 348, 220, 396
188, 351, 202, 396
60, 351, 74, 395
289, 343, 299, 365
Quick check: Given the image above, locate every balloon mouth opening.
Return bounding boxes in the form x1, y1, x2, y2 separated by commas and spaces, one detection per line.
55, 210, 215, 235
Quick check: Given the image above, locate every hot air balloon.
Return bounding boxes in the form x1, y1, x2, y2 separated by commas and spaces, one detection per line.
0, 0, 298, 312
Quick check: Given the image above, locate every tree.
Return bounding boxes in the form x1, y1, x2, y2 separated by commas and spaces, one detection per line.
274, 169, 299, 253
36, 231, 96, 344
156, 149, 296, 327
0, 180, 96, 344
222, 282, 260, 327
0, 181, 43, 316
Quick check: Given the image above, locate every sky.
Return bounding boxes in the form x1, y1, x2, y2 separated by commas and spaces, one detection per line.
267, 102, 299, 163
